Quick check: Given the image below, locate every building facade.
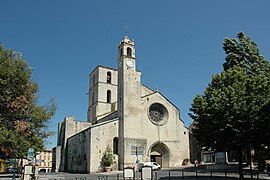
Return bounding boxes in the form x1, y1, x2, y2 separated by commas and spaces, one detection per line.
36, 149, 53, 173
53, 36, 190, 173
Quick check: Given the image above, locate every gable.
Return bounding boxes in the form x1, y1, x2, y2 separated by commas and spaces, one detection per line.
141, 84, 154, 97
142, 91, 184, 124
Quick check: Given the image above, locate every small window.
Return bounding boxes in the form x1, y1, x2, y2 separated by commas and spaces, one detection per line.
107, 72, 111, 84
113, 137, 118, 154
127, 47, 132, 57
107, 90, 111, 103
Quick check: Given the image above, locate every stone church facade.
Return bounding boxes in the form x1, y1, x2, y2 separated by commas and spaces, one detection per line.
53, 36, 190, 173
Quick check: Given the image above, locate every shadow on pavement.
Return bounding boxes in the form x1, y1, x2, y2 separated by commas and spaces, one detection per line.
0, 174, 21, 178
159, 176, 238, 180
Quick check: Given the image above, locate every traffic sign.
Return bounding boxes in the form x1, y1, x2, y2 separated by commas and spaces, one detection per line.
28, 157, 35, 165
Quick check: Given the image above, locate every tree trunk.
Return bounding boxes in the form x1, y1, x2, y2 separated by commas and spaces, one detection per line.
238, 147, 244, 179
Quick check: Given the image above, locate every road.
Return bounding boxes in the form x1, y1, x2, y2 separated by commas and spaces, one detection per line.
36, 170, 270, 180
1, 167, 270, 180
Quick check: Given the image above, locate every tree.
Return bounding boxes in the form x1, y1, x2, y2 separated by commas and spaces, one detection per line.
0, 44, 56, 159
189, 32, 270, 179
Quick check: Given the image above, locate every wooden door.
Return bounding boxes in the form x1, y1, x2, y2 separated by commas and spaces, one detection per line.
156, 156, 162, 167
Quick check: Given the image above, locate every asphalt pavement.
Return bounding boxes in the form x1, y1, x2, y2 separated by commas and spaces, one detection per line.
1, 166, 270, 180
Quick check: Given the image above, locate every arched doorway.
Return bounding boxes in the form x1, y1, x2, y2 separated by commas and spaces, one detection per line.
149, 142, 170, 168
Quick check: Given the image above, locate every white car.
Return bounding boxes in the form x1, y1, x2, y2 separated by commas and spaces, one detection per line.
139, 162, 161, 171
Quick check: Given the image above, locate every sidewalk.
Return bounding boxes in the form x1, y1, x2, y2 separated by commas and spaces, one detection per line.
0, 174, 21, 180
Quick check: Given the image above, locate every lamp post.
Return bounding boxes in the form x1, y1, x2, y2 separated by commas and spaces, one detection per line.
12, 149, 17, 180
249, 145, 255, 179
136, 146, 139, 163
12, 160, 16, 180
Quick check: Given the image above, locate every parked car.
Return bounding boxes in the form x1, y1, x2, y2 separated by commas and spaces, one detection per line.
138, 162, 161, 171
6, 167, 22, 174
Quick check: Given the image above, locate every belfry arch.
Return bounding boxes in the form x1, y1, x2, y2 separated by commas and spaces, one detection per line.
148, 142, 170, 168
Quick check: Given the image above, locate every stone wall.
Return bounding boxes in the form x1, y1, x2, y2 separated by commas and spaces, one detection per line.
66, 129, 90, 173
52, 146, 61, 172
56, 116, 91, 172
89, 119, 118, 172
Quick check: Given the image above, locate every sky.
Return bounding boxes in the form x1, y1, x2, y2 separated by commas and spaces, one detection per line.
1, 1, 270, 149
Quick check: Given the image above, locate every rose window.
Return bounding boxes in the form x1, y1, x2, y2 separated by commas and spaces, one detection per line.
149, 107, 163, 122
148, 103, 168, 125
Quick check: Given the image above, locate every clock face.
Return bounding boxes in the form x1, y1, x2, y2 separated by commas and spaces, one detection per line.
126, 60, 133, 68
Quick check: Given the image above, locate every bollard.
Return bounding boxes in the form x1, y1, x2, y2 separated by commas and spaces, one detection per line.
12, 172, 16, 180
210, 170, 213, 178
225, 170, 227, 178
117, 173, 119, 180
155, 171, 158, 180
169, 170, 170, 179
196, 171, 198, 179
256, 171, 259, 179
182, 170, 184, 179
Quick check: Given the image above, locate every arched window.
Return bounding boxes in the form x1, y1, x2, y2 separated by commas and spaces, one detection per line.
107, 71, 111, 84
92, 92, 94, 105
93, 74, 96, 86
113, 137, 118, 154
107, 90, 111, 103
127, 47, 132, 57
120, 48, 123, 57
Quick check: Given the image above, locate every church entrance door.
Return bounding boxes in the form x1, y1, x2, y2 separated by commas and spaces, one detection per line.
151, 155, 162, 166
149, 142, 170, 168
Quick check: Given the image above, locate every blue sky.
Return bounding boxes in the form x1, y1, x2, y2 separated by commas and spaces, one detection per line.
1, 1, 270, 148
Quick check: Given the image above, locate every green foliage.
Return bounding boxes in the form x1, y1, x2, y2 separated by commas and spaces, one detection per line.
190, 32, 270, 178
100, 145, 114, 167
0, 44, 56, 158
223, 32, 270, 76
190, 32, 270, 150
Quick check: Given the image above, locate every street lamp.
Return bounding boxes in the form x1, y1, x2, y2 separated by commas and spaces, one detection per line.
249, 145, 255, 179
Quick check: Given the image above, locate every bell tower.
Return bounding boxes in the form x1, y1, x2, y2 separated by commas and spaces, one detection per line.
117, 35, 138, 120
117, 35, 143, 169
118, 35, 136, 70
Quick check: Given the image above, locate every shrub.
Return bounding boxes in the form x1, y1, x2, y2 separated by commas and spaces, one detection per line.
101, 145, 114, 167
182, 158, 190, 165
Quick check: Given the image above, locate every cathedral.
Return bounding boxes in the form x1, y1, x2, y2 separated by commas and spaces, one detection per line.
53, 35, 190, 173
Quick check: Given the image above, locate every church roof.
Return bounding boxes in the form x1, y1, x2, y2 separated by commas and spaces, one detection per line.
120, 35, 135, 45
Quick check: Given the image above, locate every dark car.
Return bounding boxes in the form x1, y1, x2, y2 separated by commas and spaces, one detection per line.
4, 168, 10, 174
9, 168, 17, 174
7, 168, 21, 174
